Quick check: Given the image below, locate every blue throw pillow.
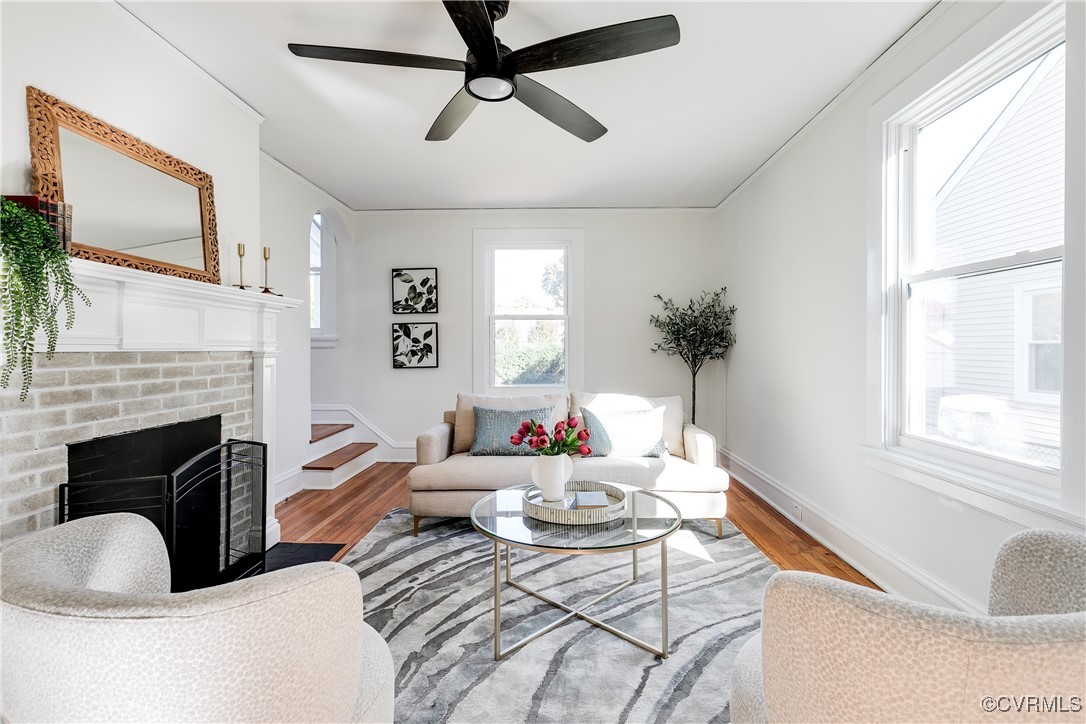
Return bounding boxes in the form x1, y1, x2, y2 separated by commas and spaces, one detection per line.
470, 406, 555, 456
580, 406, 667, 457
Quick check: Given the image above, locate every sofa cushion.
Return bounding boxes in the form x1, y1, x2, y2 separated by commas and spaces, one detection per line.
570, 392, 685, 458
573, 455, 728, 492
470, 406, 555, 456
580, 406, 666, 457
452, 394, 569, 453
407, 453, 728, 494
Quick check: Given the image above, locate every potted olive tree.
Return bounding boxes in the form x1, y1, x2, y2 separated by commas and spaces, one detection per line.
649, 288, 736, 424
1, 197, 89, 400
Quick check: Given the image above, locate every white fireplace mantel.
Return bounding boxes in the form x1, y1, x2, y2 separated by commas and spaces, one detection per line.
54, 258, 300, 354
52, 259, 301, 547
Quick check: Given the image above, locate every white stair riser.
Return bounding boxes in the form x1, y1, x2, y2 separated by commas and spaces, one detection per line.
302, 449, 377, 490
308, 426, 357, 458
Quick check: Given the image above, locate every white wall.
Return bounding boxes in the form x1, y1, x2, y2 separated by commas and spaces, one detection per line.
0, 3, 320, 533
1, 2, 261, 285
714, 0, 1084, 612
311, 210, 722, 454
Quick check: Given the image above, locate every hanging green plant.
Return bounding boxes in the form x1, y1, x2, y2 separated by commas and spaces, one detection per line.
1, 197, 89, 400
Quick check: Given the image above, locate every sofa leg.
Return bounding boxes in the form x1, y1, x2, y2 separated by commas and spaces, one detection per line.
715, 518, 723, 539
412, 516, 421, 537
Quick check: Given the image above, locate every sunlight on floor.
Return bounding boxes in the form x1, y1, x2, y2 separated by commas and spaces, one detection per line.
667, 529, 715, 563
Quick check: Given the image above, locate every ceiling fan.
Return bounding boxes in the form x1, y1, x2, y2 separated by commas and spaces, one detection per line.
288, 1, 679, 142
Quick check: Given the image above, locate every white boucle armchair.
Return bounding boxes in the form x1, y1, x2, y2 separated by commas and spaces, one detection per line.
731, 529, 1086, 723
1, 513, 394, 723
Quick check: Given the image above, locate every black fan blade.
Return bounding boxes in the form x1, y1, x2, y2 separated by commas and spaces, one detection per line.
511, 15, 679, 74
514, 75, 606, 142
288, 43, 465, 72
443, 1, 498, 67
426, 87, 480, 141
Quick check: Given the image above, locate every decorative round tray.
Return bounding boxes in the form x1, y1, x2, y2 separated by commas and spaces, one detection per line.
522, 481, 626, 525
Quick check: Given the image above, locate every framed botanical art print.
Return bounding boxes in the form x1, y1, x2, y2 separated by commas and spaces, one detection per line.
392, 323, 438, 369
392, 267, 438, 314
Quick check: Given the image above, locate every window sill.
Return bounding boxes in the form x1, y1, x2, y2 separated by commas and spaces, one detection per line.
860, 444, 1084, 530
310, 334, 338, 349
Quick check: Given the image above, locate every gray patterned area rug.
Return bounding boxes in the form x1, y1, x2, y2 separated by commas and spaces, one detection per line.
343, 509, 778, 724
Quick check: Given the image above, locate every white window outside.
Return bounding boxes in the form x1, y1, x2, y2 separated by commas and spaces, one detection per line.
1015, 285, 1062, 401
309, 212, 322, 330
309, 209, 338, 348
473, 229, 584, 395
865, 2, 1084, 525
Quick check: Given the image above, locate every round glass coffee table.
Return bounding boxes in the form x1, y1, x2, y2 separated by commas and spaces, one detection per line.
470, 483, 681, 661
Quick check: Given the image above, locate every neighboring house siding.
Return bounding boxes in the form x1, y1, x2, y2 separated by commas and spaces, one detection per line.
935, 51, 1065, 265
927, 49, 1064, 463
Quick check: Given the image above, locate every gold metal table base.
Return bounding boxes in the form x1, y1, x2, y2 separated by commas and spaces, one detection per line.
491, 540, 669, 661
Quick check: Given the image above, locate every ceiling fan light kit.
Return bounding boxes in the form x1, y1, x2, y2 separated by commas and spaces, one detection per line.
288, 0, 679, 142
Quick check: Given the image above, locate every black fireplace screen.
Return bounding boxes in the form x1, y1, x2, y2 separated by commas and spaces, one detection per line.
171, 440, 267, 591
61, 426, 266, 592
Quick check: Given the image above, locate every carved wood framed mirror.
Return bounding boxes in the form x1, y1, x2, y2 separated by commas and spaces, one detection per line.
26, 86, 220, 284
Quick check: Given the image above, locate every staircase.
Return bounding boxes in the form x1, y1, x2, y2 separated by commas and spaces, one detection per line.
301, 423, 379, 490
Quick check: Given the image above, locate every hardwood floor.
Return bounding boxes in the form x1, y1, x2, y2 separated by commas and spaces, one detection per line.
277, 462, 879, 589
277, 462, 411, 560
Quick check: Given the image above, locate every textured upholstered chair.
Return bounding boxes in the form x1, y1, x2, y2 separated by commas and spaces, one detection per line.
731, 529, 1086, 723
1, 513, 394, 723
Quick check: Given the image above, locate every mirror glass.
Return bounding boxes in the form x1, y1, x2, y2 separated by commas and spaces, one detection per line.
58, 127, 207, 271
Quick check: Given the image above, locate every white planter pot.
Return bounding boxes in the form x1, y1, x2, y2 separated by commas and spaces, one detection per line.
531, 454, 573, 502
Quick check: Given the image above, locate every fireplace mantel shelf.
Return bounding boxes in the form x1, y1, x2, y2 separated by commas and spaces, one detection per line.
52, 258, 301, 354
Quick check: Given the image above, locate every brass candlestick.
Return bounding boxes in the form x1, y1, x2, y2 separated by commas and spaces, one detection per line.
233, 243, 250, 290
260, 246, 276, 294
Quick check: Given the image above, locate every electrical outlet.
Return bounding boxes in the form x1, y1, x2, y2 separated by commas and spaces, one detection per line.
791, 502, 802, 521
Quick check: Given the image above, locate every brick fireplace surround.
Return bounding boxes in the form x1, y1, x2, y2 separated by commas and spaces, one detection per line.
0, 351, 254, 542
0, 259, 298, 548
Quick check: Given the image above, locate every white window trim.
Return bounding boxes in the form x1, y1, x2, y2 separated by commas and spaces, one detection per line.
472, 228, 584, 395
310, 208, 339, 349
863, 1, 1085, 529
1014, 282, 1062, 402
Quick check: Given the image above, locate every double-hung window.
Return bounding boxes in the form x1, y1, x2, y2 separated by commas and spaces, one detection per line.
309, 212, 322, 330
868, 2, 1083, 519
309, 209, 339, 348
473, 229, 584, 395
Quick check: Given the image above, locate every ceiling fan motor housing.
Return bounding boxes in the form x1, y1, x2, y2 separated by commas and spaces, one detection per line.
465, 43, 517, 102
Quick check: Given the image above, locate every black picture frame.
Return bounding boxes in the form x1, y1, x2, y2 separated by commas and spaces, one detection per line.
392, 323, 438, 369
392, 267, 438, 314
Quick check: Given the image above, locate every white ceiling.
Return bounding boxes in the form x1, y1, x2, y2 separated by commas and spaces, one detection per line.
121, 1, 935, 210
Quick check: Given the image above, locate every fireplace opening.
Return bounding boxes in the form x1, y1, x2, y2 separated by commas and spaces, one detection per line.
62, 416, 266, 592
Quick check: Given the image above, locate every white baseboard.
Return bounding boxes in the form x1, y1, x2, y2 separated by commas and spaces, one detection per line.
265, 517, 281, 549
719, 446, 984, 614
311, 404, 416, 462
275, 466, 304, 504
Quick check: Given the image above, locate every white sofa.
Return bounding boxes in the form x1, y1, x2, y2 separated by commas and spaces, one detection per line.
408, 392, 729, 536
0, 513, 394, 723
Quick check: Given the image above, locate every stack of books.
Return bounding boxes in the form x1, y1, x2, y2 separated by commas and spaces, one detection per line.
6, 195, 73, 251
574, 491, 611, 509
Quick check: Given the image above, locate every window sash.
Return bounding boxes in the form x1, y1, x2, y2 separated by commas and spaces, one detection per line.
487, 243, 570, 389
883, 19, 1066, 488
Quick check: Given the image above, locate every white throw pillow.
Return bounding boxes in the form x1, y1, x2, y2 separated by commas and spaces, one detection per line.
580, 406, 667, 457
570, 392, 684, 458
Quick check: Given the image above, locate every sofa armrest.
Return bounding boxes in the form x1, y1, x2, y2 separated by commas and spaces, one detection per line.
682, 423, 717, 466
416, 422, 453, 465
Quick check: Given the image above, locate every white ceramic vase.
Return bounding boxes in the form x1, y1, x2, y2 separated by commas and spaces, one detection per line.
532, 454, 573, 502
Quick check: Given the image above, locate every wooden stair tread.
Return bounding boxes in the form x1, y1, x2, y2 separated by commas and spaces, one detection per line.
303, 443, 377, 471
310, 423, 354, 443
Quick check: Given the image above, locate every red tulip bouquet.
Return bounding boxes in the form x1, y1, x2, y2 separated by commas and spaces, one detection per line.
511, 416, 591, 457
